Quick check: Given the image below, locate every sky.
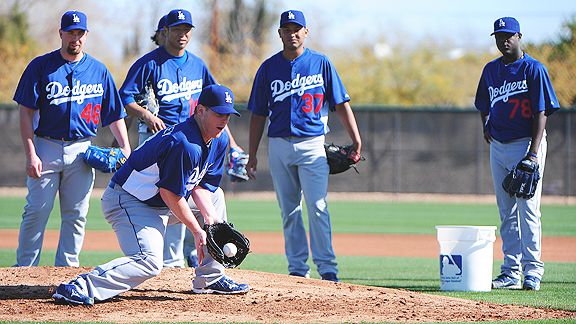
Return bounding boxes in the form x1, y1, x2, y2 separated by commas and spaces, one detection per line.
298, 0, 575, 49
14, 0, 576, 62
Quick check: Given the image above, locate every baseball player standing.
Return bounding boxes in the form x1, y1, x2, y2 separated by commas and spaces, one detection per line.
13, 11, 131, 267
475, 17, 560, 291
52, 84, 249, 305
246, 10, 362, 282
119, 9, 215, 269
119, 9, 245, 270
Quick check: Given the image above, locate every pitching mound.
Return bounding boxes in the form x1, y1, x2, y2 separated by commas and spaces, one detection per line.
0, 267, 574, 323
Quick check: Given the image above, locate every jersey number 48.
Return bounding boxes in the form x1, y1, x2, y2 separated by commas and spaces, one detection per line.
81, 103, 101, 125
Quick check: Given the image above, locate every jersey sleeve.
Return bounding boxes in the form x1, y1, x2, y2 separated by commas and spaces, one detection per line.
323, 57, 350, 110
119, 57, 155, 106
156, 140, 198, 197
528, 62, 560, 115
100, 70, 127, 127
474, 66, 490, 115
247, 63, 271, 116
13, 57, 42, 109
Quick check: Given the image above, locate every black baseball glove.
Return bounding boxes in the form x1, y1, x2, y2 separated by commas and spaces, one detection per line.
204, 222, 250, 268
324, 143, 364, 174
83, 145, 127, 173
502, 158, 540, 199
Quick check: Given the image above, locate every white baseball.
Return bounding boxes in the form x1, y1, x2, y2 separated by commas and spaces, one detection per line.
223, 243, 237, 257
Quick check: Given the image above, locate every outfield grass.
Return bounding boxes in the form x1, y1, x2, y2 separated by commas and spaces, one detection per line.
1, 197, 575, 236
1, 195, 575, 322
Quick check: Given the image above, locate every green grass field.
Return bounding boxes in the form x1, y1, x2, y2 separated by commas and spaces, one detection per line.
1, 196, 575, 323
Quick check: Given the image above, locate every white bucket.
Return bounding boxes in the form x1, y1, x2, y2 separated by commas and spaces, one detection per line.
435, 225, 497, 292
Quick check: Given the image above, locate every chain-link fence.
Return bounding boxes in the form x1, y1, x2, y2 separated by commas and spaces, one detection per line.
1, 104, 574, 197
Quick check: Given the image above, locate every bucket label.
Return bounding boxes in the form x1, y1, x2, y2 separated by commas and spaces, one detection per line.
440, 254, 462, 282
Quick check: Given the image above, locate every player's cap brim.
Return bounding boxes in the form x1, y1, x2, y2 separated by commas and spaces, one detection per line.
208, 106, 240, 116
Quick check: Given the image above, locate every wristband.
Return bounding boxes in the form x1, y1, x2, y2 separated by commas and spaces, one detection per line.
527, 152, 538, 158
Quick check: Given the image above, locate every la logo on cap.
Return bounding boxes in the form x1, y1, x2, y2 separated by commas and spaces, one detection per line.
288, 11, 295, 19
225, 92, 232, 104
73, 14, 80, 23
499, 19, 505, 27
178, 10, 185, 20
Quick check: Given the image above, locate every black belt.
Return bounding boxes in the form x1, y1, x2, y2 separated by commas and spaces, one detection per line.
39, 135, 83, 142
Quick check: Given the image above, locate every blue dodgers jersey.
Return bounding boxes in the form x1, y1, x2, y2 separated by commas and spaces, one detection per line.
119, 47, 216, 126
111, 117, 228, 207
13, 51, 126, 140
475, 53, 560, 142
247, 48, 350, 137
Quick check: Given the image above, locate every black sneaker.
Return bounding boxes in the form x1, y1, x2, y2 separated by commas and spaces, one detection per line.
320, 272, 340, 282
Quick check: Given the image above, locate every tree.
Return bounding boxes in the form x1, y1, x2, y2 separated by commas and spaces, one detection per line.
525, 15, 576, 107
201, 0, 276, 102
0, 1, 37, 103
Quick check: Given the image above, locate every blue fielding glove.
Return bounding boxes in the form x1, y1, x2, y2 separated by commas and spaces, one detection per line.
83, 145, 127, 173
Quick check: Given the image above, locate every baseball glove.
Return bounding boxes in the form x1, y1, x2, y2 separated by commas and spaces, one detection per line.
135, 82, 159, 133
134, 82, 160, 116
204, 222, 250, 268
83, 145, 127, 173
227, 147, 249, 182
502, 158, 540, 199
324, 143, 364, 174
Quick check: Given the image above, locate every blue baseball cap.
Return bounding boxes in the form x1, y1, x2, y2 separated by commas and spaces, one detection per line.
166, 9, 194, 28
280, 10, 306, 28
156, 15, 167, 32
198, 85, 240, 116
491, 17, 520, 35
61, 11, 88, 32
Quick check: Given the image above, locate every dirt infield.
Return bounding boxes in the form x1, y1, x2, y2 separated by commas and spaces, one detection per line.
0, 267, 575, 323
1, 231, 576, 322
1, 229, 575, 262
1, 189, 575, 322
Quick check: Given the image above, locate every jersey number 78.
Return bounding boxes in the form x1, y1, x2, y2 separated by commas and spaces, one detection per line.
508, 98, 532, 119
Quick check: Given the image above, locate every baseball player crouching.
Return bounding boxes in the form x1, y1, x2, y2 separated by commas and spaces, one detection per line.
53, 85, 248, 306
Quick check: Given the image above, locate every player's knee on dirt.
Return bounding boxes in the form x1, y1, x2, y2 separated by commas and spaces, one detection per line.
130, 253, 164, 279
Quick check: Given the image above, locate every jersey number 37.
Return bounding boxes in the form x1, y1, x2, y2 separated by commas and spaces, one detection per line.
301, 93, 324, 114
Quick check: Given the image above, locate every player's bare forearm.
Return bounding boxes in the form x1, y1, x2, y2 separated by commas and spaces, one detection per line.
480, 113, 492, 144
528, 111, 547, 160
160, 187, 207, 262
125, 102, 165, 133
19, 105, 42, 178
247, 114, 266, 178
191, 186, 220, 225
109, 119, 131, 157
160, 188, 205, 236
334, 102, 362, 153
124, 102, 147, 119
